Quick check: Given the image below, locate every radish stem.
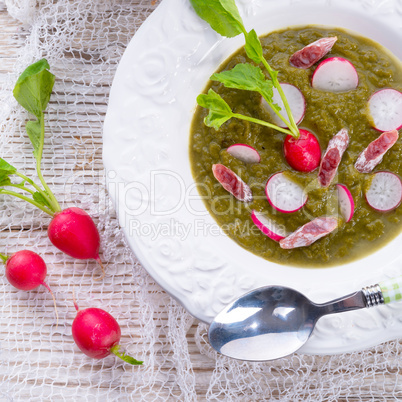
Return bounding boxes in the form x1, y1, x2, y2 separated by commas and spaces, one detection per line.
41, 281, 59, 330
0, 253, 8, 263
232, 113, 294, 135
94, 257, 105, 281
0, 189, 54, 216
72, 287, 80, 312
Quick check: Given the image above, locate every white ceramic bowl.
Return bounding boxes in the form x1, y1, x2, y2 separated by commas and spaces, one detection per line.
103, 0, 402, 355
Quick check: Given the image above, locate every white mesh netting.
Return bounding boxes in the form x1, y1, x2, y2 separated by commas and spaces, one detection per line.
1, 0, 402, 400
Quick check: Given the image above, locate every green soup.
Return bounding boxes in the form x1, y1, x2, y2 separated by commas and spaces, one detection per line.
189, 26, 402, 268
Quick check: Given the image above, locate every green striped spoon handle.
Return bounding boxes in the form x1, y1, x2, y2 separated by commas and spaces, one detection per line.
363, 277, 402, 306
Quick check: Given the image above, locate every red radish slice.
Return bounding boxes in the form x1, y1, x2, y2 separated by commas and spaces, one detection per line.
312, 57, 358, 93
284, 129, 321, 172
251, 210, 287, 241
265, 172, 307, 213
227, 144, 260, 163
279, 217, 338, 249
261, 83, 306, 127
212, 164, 253, 202
365, 171, 402, 212
290, 37, 338, 69
368, 89, 402, 132
337, 184, 354, 222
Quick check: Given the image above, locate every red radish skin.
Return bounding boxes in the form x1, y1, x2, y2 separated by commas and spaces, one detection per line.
336, 184, 355, 222
3, 250, 58, 326
312, 57, 358, 93
72, 300, 143, 365
227, 144, 260, 163
289, 37, 337, 69
283, 129, 321, 172
48, 207, 104, 278
251, 210, 287, 241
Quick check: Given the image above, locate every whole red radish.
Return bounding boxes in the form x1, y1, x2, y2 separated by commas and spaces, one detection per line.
1, 250, 58, 326
72, 299, 143, 365
283, 129, 321, 172
48, 207, 104, 278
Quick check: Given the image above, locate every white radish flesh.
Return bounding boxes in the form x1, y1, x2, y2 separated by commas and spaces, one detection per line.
227, 144, 260, 163
251, 210, 287, 241
368, 89, 402, 132
261, 83, 306, 128
265, 172, 307, 213
366, 171, 402, 212
312, 57, 358, 93
336, 184, 354, 222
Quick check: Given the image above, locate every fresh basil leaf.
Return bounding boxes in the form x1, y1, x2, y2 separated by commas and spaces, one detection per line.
33, 191, 53, 209
211, 63, 274, 101
0, 158, 16, 175
13, 58, 55, 119
25, 120, 42, 160
244, 29, 264, 64
190, 0, 244, 38
197, 89, 233, 130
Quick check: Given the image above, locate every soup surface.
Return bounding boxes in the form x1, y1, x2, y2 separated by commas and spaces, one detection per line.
189, 26, 402, 267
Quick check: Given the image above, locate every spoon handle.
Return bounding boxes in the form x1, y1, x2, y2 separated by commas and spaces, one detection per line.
362, 277, 402, 307
378, 277, 402, 304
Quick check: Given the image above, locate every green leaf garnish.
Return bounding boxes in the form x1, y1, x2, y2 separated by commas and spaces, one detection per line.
211, 63, 274, 102
197, 89, 233, 129
189, 0, 244, 38
190, 1, 300, 138
244, 29, 263, 64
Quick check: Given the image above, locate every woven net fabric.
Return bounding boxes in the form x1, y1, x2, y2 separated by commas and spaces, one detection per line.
1, 0, 402, 400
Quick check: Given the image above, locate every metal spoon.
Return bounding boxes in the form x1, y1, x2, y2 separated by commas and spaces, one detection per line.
209, 276, 401, 361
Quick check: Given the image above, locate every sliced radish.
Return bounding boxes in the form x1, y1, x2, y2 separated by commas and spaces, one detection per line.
312, 57, 358, 93
261, 83, 306, 127
337, 184, 354, 222
366, 171, 402, 212
368, 89, 402, 132
212, 164, 253, 202
251, 210, 287, 241
283, 129, 321, 172
227, 144, 260, 163
265, 172, 307, 213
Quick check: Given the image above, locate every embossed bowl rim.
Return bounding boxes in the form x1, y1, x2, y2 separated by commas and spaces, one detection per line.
103, 0, 402, 355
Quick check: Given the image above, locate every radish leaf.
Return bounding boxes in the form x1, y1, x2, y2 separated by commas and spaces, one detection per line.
196, 89, 294, 135
244, 29, 263, 64
197, 89, 233, 129
211, 63, 274, 103
0, 159, 16, 175
189, 0, 244, 38
13, 59, 55, 119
